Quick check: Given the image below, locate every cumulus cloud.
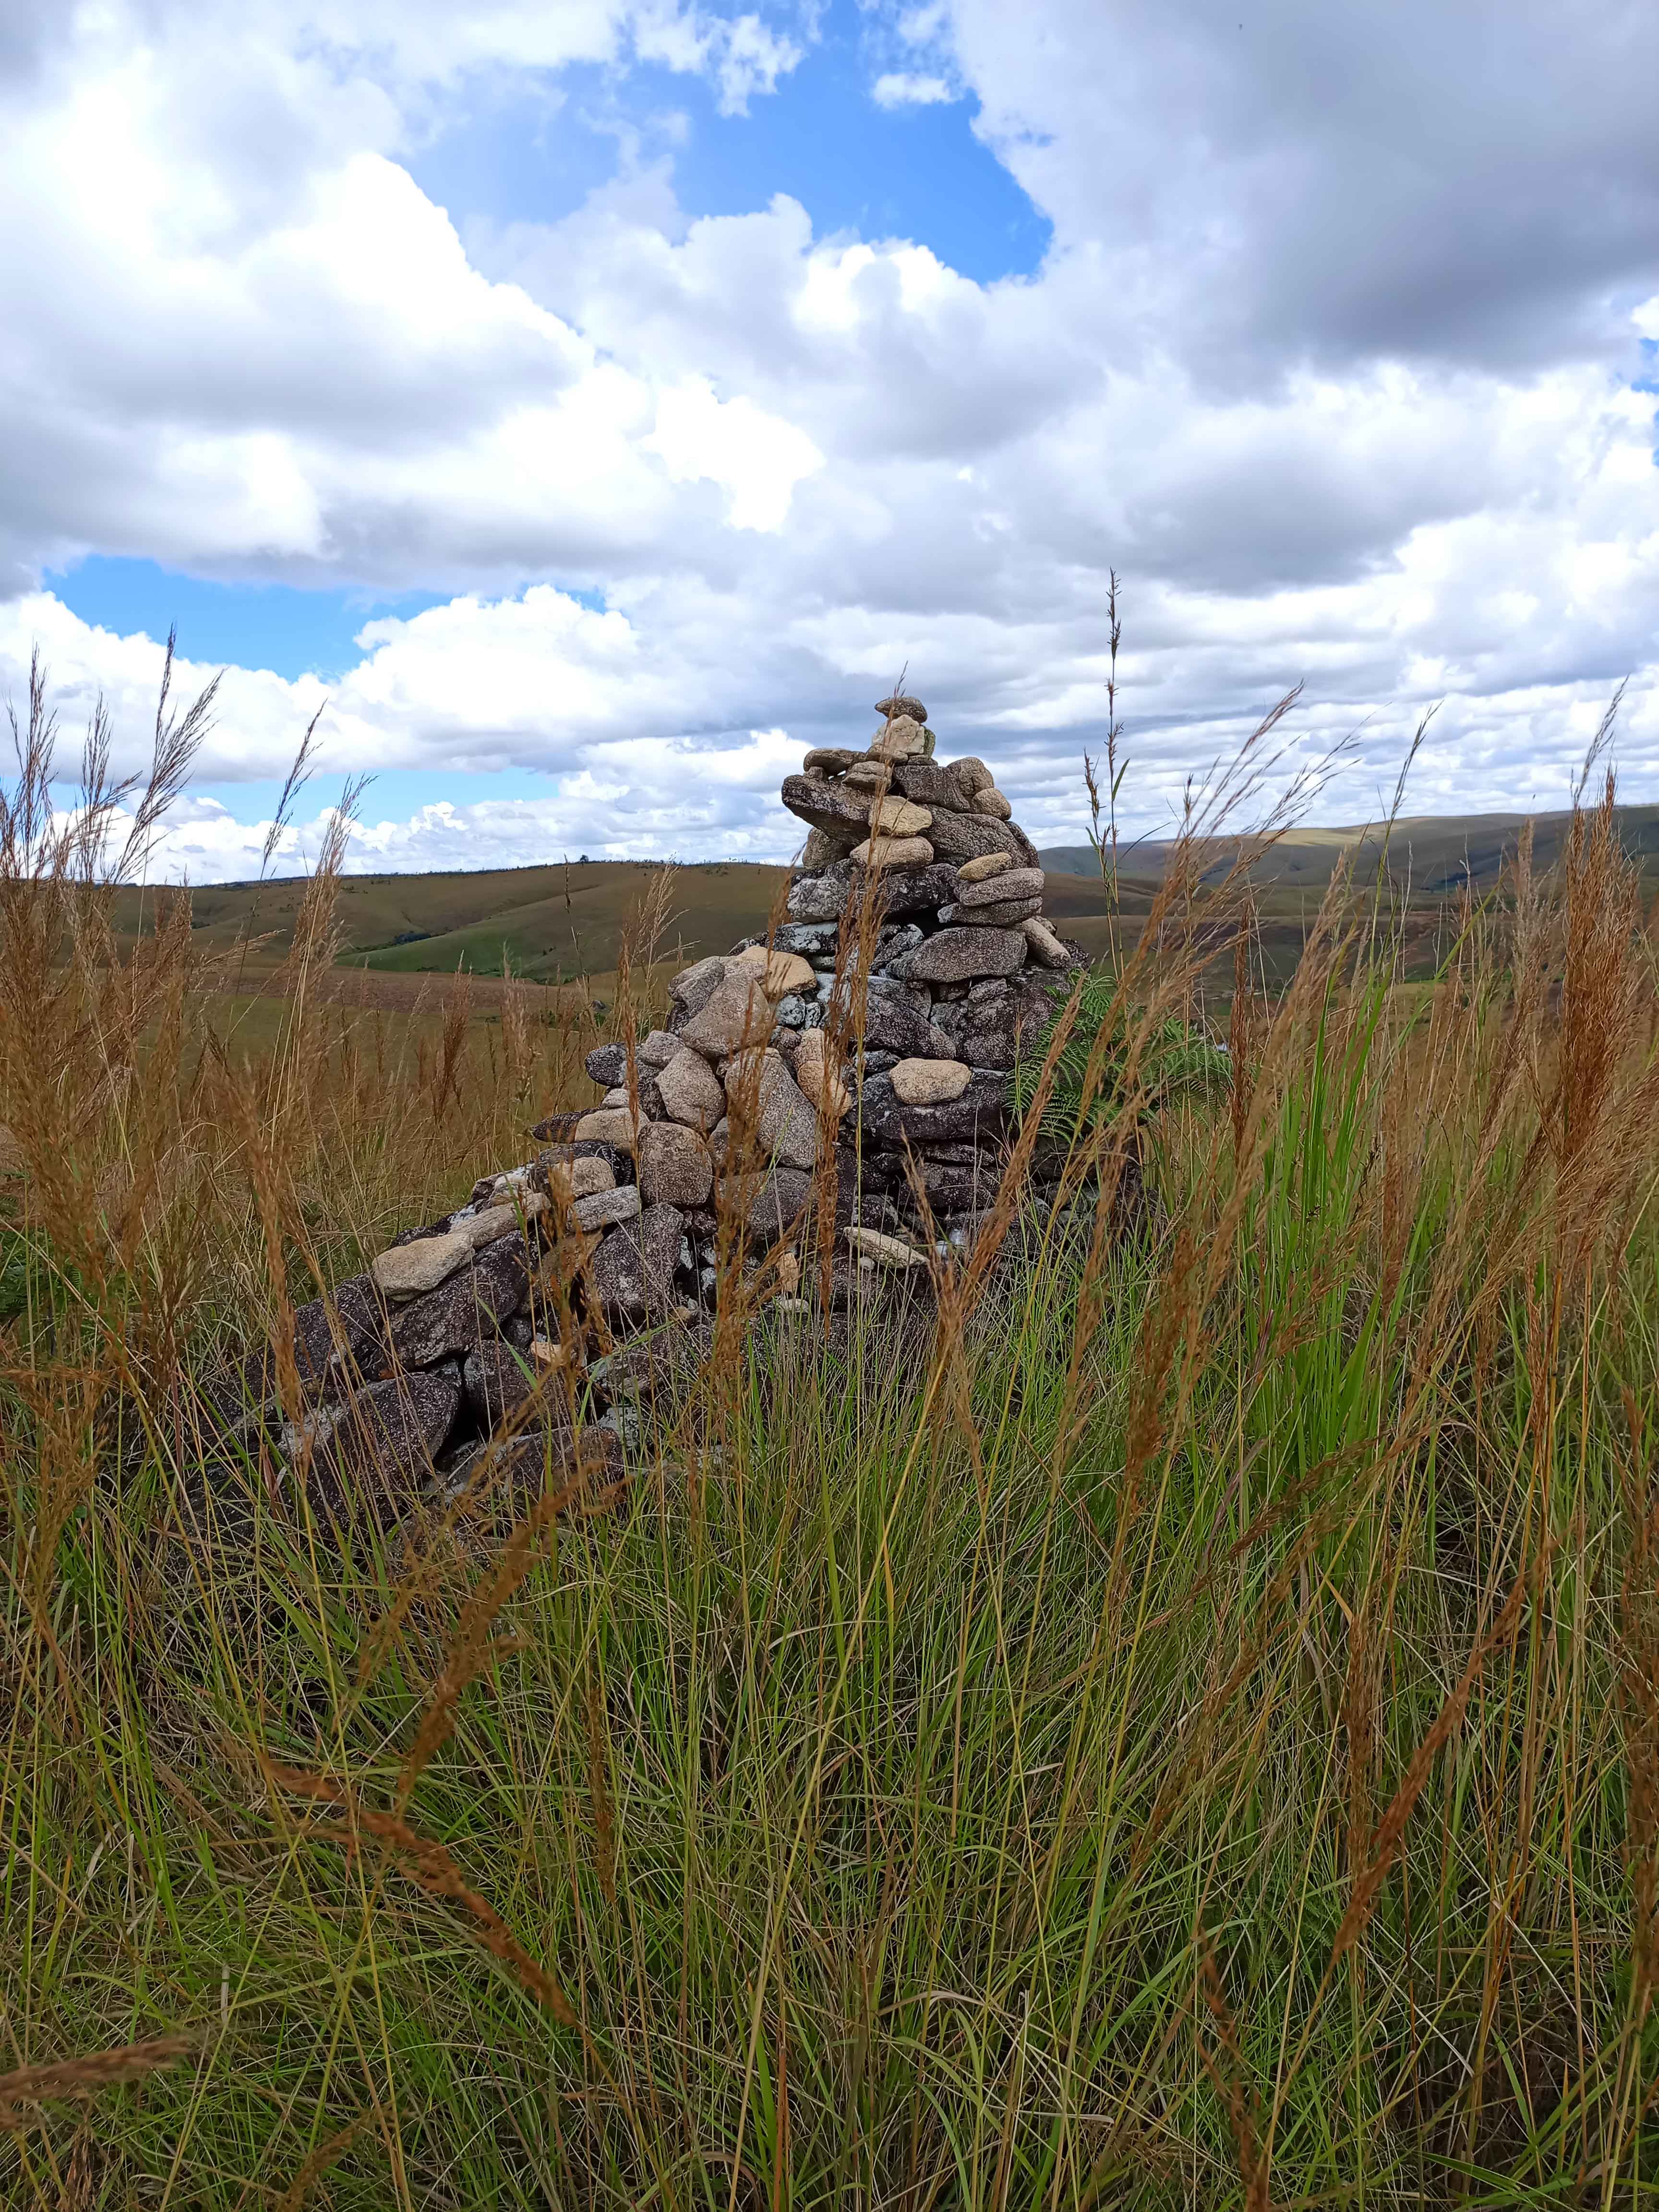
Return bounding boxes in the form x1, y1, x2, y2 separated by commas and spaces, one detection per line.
1, 0, 1658, 877
871, 72, 954, 107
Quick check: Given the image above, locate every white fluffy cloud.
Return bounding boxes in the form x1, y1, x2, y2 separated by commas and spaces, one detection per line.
3, 0, 1659, 876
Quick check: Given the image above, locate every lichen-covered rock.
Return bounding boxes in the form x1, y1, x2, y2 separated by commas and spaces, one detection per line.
787, 865, 853, 921
891, 760, 968, 811
924, 810, 1028, 866
898, 926, 1028, 984
585, 1041, 629, 1086
870, 796, 931, 839
463, 1338, 569, 1433
657, 1046, 726, 1132
572, 1184, 642, 1232
781, 774, 875, 845
875, 693, 927, 723
387, 1238, 529, 1370
951, 894, 1044, 929
863, 1069, 1010, 1149
574, 1107, 640, 1150
639, 1120, 713, 1208
588, 1204, 686, 1321
669, 956, 728, 1021
948, 756, 995, 797
795, 1027, 851, 1118
308, 1370, 460, 1528
868, 716, 928, 762
972, 788, 1013, 820
677, 970, 773, 1058
719, 1164, 813, 1246
723, 1051, 818, 1171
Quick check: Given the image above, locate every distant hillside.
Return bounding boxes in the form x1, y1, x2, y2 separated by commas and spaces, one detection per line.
1041, 804, 1659, 895
112, 860, 791, 984
107, 802, 1659, 997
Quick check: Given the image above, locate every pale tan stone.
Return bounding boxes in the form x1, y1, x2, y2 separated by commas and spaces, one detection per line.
972, 787, 1012, 819
949, 756, 994, 796
794, 1027, 851, 1119
574, 1107, 640, 1151
371, 1230, 472, 1299
601, 1085, 632, 1108
871, 795, 932, 838
958, 865, 1043, 908
891, 1057, 973, 1105
544, 1155, 610, 1202
731, 943, 817, 997
572, 1184, 642, 1232
656, 1046, 726, 1132
957, 851, 1014, 885
846, 1226, 928, 1269
868, 717, 927, 763
1021, 914, 1073, 969
463, 1192, 548, 1249
850, 834, 933, 870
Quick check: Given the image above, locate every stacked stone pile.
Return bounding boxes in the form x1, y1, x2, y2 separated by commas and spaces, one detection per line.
210, 695, 1082, 1537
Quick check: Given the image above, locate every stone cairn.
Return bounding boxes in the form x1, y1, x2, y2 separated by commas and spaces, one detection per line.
231, 695, 1082, 1535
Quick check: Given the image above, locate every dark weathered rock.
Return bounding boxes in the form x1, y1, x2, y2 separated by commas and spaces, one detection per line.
876, 693, 927, 723
669, 956, 728, 1023
309, 1370, 460, 1527
462, 1338, 564, 1430
864, 989, 956, 1060
585, 1041, 629, 1087
588, 1203, 686, 1321
871, 862, 960, 916
923, 811, 1027, 866
865, 1070, 1010, 1149
891, 760, 968, 811
530, 1110, 586, 1144
291, 1274, 387, 1403
949, 894, 1043, 930
781, 774, 873, 846
934, 975, 1058, 1070
897, 926, 1028, 985
388, 1237, 529, 1369
589, 1320, 709, 1421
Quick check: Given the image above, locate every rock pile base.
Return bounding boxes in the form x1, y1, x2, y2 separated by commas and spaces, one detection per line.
214, 696, 1085, 1533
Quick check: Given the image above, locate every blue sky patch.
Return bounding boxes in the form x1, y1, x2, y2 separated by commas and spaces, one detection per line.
411, 0, 1050, 285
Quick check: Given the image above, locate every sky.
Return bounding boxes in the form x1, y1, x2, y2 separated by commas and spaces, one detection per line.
3, 0, 1659, 879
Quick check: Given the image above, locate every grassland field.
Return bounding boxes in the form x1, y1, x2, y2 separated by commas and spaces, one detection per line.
6, 784, 1659, 2208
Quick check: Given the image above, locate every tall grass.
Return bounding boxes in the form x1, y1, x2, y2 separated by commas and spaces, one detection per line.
2, 666, 1658, 2208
